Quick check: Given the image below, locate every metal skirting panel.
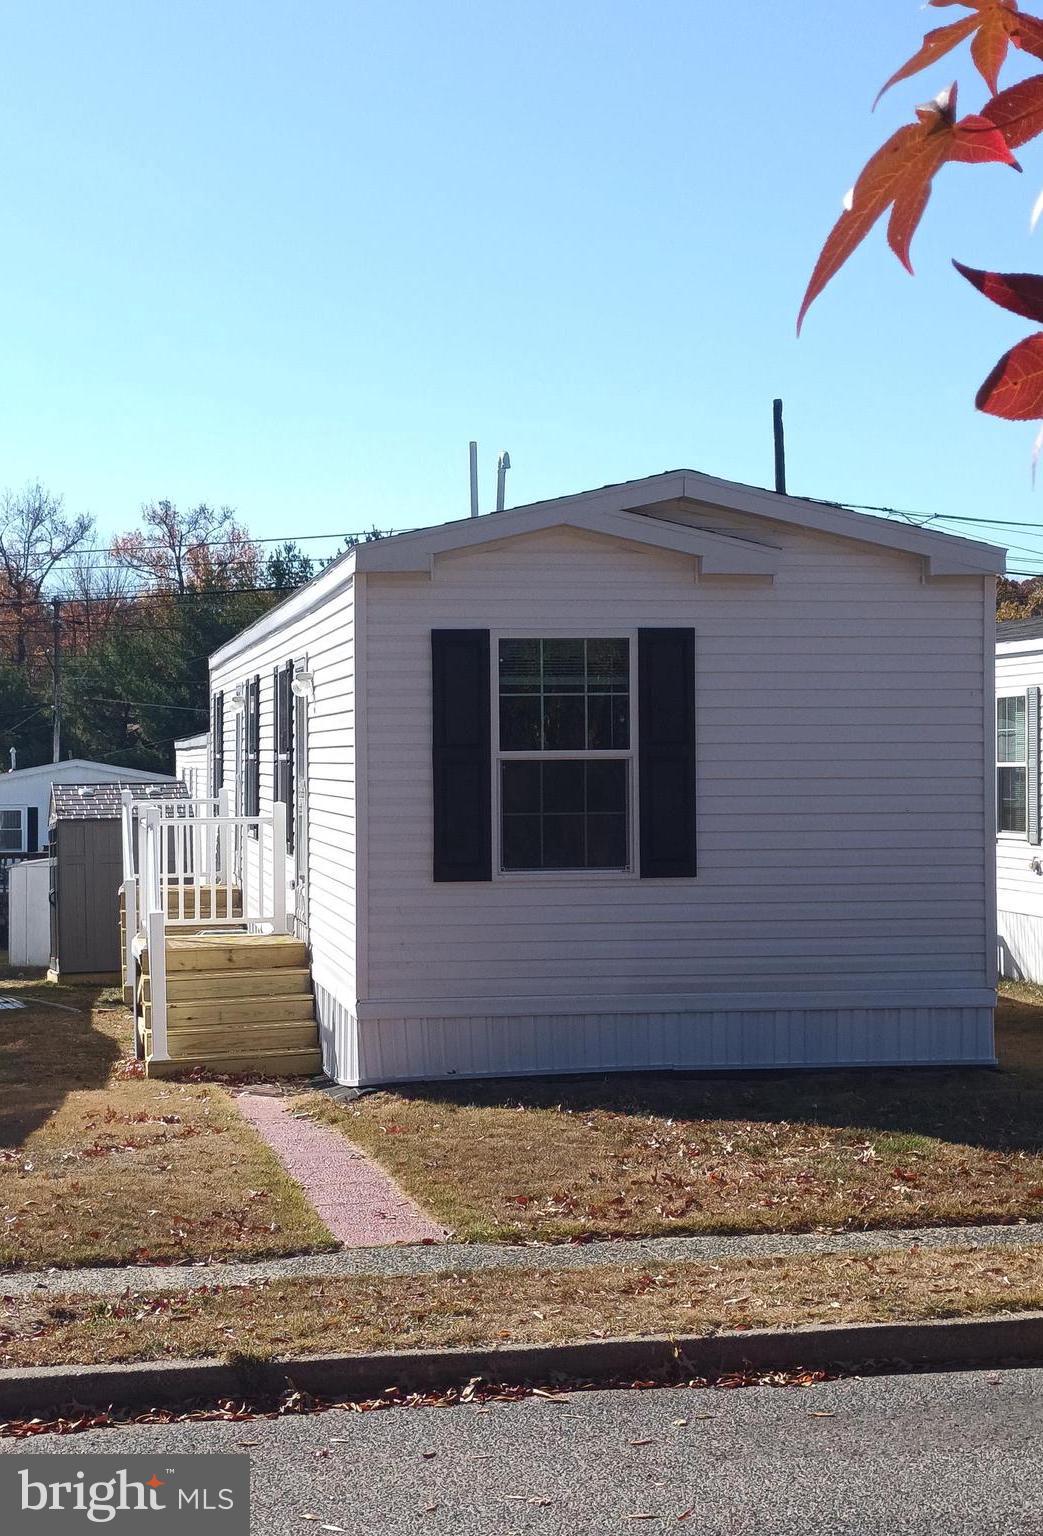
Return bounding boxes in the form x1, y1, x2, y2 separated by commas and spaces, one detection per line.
322, 1004, 997, 1088
314, 975, 359, 1085
999, 909, 1043, 983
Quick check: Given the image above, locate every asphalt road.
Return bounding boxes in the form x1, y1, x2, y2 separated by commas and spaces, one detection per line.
3, 1368, 1043, 1534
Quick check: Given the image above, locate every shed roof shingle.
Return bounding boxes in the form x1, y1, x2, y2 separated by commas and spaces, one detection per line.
51, 781, 189, 822
997, 617, 1043, 641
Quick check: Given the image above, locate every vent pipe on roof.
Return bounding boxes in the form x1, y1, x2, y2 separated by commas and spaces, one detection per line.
8, 748, 15, 772
772, 398, 787, 496
495, 451, 511, 513
469, 441, 479, 518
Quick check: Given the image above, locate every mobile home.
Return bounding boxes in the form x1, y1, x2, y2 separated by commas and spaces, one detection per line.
129, 470, 1005, 1082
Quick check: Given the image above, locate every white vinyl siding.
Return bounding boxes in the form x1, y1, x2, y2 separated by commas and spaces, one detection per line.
997, 641, 1043, 979
361, 519, 992, 1017
174, 737, 208, 800
209, 575, 358, 1027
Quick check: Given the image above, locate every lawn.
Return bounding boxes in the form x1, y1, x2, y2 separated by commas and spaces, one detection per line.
0, 968, 336, 1268
2, 1244, 1042, 1369
298, 986, 1043, 1243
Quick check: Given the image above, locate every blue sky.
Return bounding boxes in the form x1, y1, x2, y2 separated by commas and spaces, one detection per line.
5, 1, 1043, 571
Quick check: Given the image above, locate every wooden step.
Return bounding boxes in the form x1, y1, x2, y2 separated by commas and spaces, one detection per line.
162, 935, 309, 973
153, 968, 312, 1003
164, 1022, 319, 1057
121, 892, 244, 921
165, 994, 315, 1028
163, 892, 243, 919
146, 1045, 323, 1079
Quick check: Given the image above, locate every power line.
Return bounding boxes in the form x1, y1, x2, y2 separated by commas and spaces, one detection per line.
0, 585, 304, 614
75, 695, 208, 712
39, 527, 405, 561
2, 703, 52, 737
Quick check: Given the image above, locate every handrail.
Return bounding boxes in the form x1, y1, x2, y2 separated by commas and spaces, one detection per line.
120, 791, 229, 1004
133, 799, 288, 1063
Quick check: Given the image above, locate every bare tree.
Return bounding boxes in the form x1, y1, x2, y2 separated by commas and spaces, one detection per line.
0, 482, 93, 664
63, 548, 136, 650
110, 500, 259, 594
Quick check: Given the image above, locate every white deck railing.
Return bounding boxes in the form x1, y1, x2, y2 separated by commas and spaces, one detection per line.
120, 792, 229, 1003
121, 792, 288, 1063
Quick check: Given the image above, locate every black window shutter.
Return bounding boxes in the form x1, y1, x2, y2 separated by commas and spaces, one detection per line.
432, 629, 491, 882
212, 692, 224, 796
246, 676, 261, 825
272, 665, 280, 811
638, 628, 696, 878
27, 806, 38, 852
274, 661, 294, 852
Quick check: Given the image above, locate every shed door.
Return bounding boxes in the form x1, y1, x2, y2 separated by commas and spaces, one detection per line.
57, 822, 122, 974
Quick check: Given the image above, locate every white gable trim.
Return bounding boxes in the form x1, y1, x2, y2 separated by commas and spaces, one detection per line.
353, 469, 1004, 579
356, 500, 781, 578
208, 469, 1004, 670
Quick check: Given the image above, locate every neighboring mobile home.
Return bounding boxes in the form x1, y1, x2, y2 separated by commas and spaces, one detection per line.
174, 733, 209, 798
995, 617, 1043, 980
0, 759, 173, 859
188, 470, 1005, 1086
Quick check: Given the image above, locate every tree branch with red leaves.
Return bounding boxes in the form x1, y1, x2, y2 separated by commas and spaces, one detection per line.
800, 0, 1043, 430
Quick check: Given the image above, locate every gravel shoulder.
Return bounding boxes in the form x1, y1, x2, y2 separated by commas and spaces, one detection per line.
3, 1219, 1043, 1298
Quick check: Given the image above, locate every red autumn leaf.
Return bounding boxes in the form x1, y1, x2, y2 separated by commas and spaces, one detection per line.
953, 259, 1043, 322
874, 15, 980, 107
1013, 11, 1043, 57
951, 110, 1026, 161
983, 71, 1043, 146
798, 85, 1018, 332
973, 1, 1021, 90
876, 0, 1024, 105
976, 331, 1043, 417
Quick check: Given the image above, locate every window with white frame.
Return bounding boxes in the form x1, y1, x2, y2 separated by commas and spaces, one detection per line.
496, 637, 631, 872
998, 694, 1028, 834
0, 809, 26, 853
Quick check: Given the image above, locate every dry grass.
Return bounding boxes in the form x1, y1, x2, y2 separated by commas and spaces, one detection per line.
3, 1244, 1043, 1369
297, 987, 1043, 1242
0, 969, 336, 1268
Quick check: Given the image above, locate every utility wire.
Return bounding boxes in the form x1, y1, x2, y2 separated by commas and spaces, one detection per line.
75, 695, 208, 712
2, 703, 52, 736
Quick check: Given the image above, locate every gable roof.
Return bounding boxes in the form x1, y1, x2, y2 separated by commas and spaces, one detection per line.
210, 469, 1005, 668
352, 470, 1005, 579
998, 616, 1043, 644
51, 780, 188, 822
0, 758, 176, 786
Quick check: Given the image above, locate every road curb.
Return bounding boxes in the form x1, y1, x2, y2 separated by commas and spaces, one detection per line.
4, 1312, 1043, 1418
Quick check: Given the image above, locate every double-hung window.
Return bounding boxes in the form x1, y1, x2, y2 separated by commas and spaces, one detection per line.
496, 637, 632, 872
0, 809, 26, 853
998, 694, 1028, 834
